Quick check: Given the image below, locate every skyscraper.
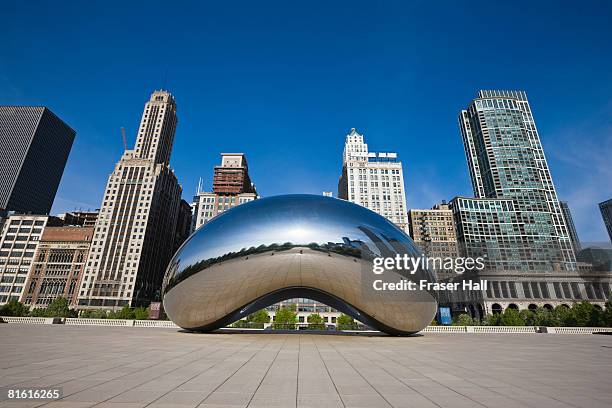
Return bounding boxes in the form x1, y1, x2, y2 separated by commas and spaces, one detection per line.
191, 153, 257, 231
338, 128, 408, 232
559, 201, 581, 254
0, 106, 75, 215
458, 90, 575, 270
77, 90, 182, 309
600, 199, 612, 245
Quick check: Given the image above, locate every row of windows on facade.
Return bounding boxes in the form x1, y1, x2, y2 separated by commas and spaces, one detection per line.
351, 189, 404, 196
199, 196, 254, 204
473, 97, 528, 111
485, 280, 611, 301
1, 242, 37, 249
346, 162, 401, 171
0, 250, 36, 258
350, 168, 401, 175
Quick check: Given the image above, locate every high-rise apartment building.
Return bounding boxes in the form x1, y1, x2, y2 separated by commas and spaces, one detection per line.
191, 153, 258, 231
338, 128, 408, 232
77, 90, 182, 309
22, 226, 93, 308
449, 197, 550, 271
559, 201, 581, 254
0, 214, 63, 305
408, 202, 459, 278
458, 90, 575, 270
0, 106, 75, 215
600, 199, 612, 244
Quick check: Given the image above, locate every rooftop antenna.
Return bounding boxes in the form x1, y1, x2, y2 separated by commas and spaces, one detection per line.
120, 127, 127, 151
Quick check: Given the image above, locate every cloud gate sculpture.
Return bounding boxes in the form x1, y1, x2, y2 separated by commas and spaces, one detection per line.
162, 194, 437, 335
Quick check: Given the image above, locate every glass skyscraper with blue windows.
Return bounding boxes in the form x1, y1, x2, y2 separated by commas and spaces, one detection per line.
456, 90, 576, 271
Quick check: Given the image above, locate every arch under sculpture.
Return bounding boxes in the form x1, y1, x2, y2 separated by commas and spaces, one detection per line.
162, 194, 438, 335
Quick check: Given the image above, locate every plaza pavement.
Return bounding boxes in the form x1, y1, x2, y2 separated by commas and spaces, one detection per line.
0, 325, 611, 408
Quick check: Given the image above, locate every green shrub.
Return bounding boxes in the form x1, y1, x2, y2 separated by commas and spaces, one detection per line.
247, 309, 270, 324
500, 308, 524, 326
572, 301, 601, 327
453, 314, 474, 326
0, 300, 28, 317
483, 312, 501, 326
46, 297, 74, 318
519, 310, 535, 326
307, 313, 326, 330
133, 307, 149, 320
273, 305, 297, 330
80, 309, 108, 319
336, 313, 357, 330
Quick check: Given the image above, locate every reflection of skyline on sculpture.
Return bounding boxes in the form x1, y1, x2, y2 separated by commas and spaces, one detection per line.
171, 195, 422, 282
163, 194, 437, 335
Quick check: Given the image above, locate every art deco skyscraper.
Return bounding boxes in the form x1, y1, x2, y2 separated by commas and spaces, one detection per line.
338, 128, 408, 232
458, 90, 576, 270
0, 106, 75, 215
77, 91, 182, 309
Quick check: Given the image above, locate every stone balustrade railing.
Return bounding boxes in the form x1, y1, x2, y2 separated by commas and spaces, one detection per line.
2, 316, 612, 334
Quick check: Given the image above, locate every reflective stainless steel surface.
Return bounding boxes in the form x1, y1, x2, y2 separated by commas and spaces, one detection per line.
162, 194, 437, 335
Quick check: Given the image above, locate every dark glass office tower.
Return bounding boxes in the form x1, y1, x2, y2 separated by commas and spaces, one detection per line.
600, 199, 612, 245
458, 90, 576, 270
0, 106, 75, 215
560, 201, 581, 254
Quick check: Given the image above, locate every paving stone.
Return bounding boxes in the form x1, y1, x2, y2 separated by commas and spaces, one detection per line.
0, 325, 610, 408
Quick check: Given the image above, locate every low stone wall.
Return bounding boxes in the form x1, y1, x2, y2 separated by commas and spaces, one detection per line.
0, 316, 53, 325
65, 318, 134, 326
1, 316, 611, 334
548, 327, 612, 335
133, 320, 179, 328
421, 326, 468, 333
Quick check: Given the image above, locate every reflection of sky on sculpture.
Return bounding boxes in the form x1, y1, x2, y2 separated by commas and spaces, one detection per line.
173, 194, 410, 273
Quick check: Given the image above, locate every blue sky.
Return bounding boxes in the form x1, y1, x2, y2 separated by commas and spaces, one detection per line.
2, 1, 611, 242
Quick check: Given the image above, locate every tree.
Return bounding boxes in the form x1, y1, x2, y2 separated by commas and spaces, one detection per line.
112, 305, 135, 320
232, 319, 251, 328
133, 307, 149, 320
307, 313, 326, 330
273, 305, 297, 330
0, 300, 29, 317
519, 310, 535, 326
572, 301, 601, 327
81, 309, 108, 319
29, 308, 49, 317
532, 307, 557, 327
553, 305, 576, 327
603, 295, 612, 327
247, 309, 270, 324
453, 314, 474, 326
500, 308, 524, 326
46, 297, 73, 317
336, 313, 357, 330
483, 312, 501, 326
